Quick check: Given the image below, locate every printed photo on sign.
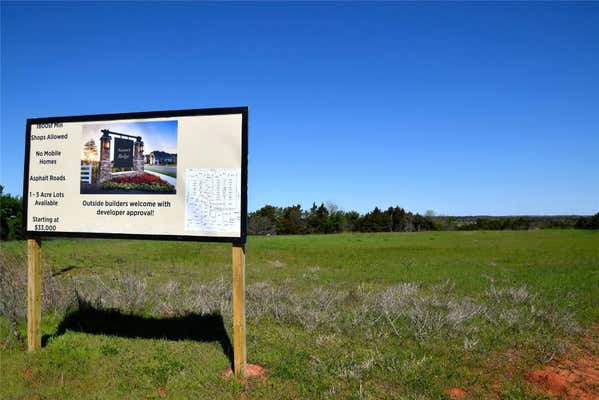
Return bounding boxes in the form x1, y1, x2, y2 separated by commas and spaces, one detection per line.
80, 120, 178, 195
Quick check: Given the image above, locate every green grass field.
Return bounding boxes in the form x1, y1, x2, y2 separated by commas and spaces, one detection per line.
1, 230, 597, 399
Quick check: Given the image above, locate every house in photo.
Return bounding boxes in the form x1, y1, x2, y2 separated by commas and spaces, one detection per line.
146, 150, 177, 165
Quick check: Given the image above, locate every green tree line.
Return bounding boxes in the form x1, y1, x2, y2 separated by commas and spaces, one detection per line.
1, 184, 597, 240
249, 202, 599, 235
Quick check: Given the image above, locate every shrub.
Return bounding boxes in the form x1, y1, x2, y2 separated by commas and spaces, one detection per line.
100, 174, 175, 193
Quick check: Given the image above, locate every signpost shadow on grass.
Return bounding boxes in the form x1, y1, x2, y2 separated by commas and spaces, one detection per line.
42, 300, 234, 367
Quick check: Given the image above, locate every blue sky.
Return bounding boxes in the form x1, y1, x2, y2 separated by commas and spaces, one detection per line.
1, 2, 598, 215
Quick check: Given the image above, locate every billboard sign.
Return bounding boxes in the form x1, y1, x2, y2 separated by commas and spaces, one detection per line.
23, 107, 248, 243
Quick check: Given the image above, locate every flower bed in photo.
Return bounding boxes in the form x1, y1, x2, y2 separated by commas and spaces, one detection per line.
100, 173, 175, 193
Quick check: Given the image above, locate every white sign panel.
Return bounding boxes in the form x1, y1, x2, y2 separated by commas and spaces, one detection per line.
24, 108, 248, 242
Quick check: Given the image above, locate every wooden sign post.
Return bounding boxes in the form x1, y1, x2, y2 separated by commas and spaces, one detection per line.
232, 243, 247, 377
26, 238, 248, 377
27, 238, 42, 352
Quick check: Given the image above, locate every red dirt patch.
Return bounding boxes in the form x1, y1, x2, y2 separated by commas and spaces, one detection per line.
526, 327, 599, 400
223, 363, 267, 386
446, 387, 467, 398
527, 370, 568, 396
23, 368, 33, 380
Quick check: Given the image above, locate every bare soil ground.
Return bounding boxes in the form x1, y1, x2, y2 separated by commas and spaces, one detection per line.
526, 325, 599, 400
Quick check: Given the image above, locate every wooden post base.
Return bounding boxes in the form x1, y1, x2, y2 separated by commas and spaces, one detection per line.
27, 238, 42, 352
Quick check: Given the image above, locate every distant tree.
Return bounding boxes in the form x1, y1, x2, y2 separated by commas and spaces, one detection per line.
388, 206, 408, 231
322, 202, 343, 233
307, 203, 320, 233
475, 218, 504, 230
358, 207, 392, 232
316, 203, 329, 232
325, 202, 339, 214
277, 205, 306, 234
307, 202, 329, 233
445, 216, 456, 230
343, 211, 361, 232
510, 217, 533, 230
248, 214, 277, 235
255, 205, 278, 225
248, 204, 282, 234
324, 211, 345, 233
0, 185, 23, 240
82, 139, 99, 163
576, 213, 599, 229
413, 213, 437, 231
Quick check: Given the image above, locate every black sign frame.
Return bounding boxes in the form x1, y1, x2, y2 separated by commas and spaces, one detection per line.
113, 137, 134, 169
23, 106, 248, 244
